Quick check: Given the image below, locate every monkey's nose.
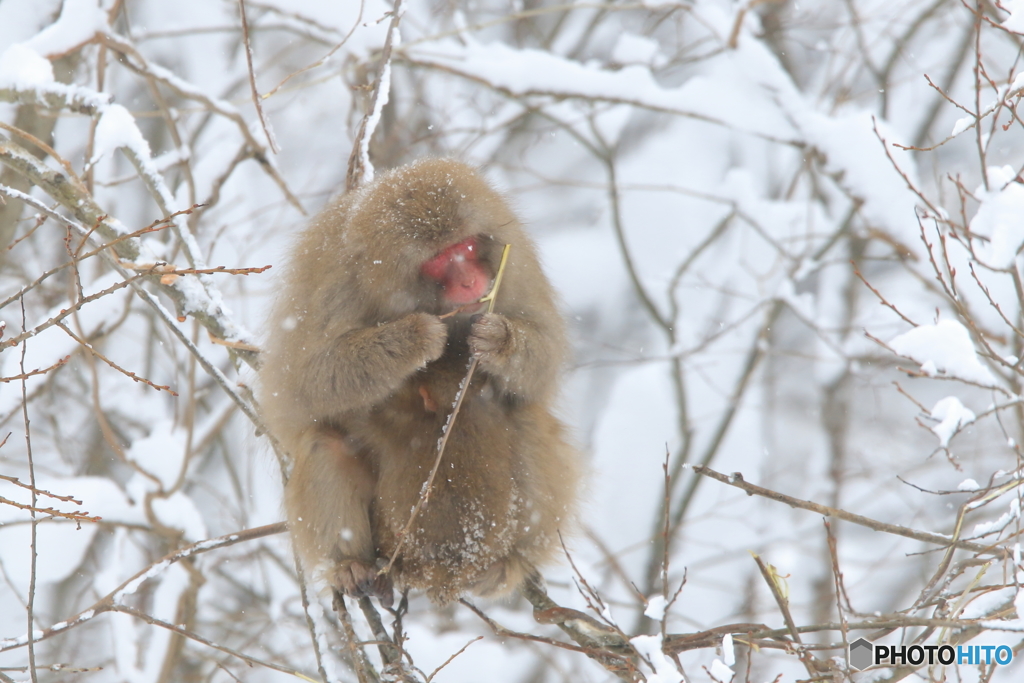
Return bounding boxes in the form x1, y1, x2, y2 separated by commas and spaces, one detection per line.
443, 262, 488, 303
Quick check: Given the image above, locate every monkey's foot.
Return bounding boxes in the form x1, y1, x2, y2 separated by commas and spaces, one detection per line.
334, 559, 394, 608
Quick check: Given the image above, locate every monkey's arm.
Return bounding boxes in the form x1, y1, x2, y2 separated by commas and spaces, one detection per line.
469, 312, 564, 401
300, 312, 447, 414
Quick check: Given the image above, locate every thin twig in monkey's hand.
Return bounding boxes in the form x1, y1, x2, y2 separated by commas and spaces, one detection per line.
379, 243, 512, 577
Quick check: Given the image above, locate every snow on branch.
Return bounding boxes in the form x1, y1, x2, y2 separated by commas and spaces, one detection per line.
0, 141, 258, 362
889, 319, 1000, 388
96, 32, 305, 214
0, 44, 109, 113
346, 0, 404, 191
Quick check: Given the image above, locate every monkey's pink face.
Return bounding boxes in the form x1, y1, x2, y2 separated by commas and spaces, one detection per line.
420, 237, 491, 305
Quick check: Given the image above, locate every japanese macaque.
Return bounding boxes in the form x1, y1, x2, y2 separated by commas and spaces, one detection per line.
260, 158, 580, 604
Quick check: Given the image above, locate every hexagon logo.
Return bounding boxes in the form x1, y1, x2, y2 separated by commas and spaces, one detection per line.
849, 638, 873, 671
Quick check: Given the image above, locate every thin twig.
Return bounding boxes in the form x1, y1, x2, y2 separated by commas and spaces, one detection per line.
379, 244, 512, 576
238, 0, 280, 153
0, 356, 70, 383
0, 475, 82, 504
691, 465, 1006, 556
0, 523, 286, 653
751, 552, 820, 677
332, 591, 373, 683
425, 636, 482, 682
20, 299, 38, 683
55, 321, 178, 395
357, 596, 412, 679
111, 605, 318, 681
263, 0, 366, 99
0, 496, 101, 524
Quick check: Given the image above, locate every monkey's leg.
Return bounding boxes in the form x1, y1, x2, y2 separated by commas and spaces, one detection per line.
285, 428, 393, 606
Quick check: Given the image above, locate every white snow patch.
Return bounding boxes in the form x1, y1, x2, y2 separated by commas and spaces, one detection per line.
709, 658, 734, 681
92, 103, 152, 164
126, 419, 188, 490
1012, 71, 1024, 95
539, 226, 628, 312
970, 166, 1024, 268
590, 363, 680, 551
928, 396, 976, 447
631, 634, 684, 683
776, 278, 816, 321
1004, 0, 1024, 33
799, 111, 919, 241
0, 519, 98, 586
961, 587, 1015, 618
407, 36, 796, 140
152, 491, 206, 541
612, 33, 662, 65
171, 272, 236, 323
0, 0, 62, 52
644, 594, 668, 621
123, 460, 206, 542
23, 0, 107, 58
114, 558, 172, 603
972, 497, 1020, 536
958, 478, 981, 491
0, 43, 54, 86
593, 104, 633, 146
0, 475, 141, 586
0, 272, 131, 417
984, 587, 1024, 630
889, 319, 998, 386
951, 116, 973, 137
722, 632, 735, 666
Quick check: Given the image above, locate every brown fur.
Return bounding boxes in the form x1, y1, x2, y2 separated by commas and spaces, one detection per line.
260, 159, 580, 603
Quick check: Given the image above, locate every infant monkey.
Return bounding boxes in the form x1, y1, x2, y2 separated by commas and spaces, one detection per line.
260, 159, 580, 604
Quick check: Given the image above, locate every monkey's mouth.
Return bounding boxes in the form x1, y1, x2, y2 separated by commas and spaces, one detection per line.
439, 297, 489, 319
441, 275, 488, 305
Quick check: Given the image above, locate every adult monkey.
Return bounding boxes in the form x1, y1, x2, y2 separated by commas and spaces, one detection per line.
260, 159, 580, 604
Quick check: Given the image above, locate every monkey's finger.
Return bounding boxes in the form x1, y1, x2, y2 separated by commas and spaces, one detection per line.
354, 572, 393, 607
375, 578, 395, 608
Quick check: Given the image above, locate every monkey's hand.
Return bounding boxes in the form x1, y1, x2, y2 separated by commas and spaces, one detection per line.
469, 312, 561, 400
397, 312, 448, 368
470, 313, 524, 393
334, 559, 394, 608
468, 313, 511, 361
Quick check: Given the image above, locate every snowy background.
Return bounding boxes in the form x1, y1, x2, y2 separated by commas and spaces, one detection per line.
3, 0, 1024, 681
